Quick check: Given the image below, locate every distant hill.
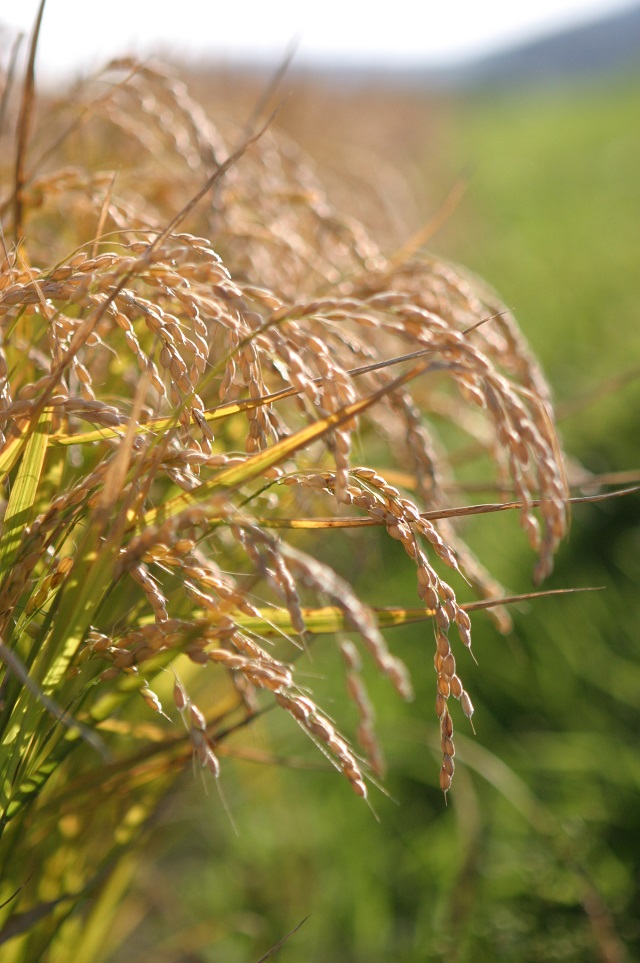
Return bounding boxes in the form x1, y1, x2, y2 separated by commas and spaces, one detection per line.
454, 2, 640, 86
278, 4, 640, 92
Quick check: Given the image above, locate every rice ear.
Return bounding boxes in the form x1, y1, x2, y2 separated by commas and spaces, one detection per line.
0, 52, 572, 920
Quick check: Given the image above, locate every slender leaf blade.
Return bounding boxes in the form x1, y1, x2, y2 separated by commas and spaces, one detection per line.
0, 409, 51, 574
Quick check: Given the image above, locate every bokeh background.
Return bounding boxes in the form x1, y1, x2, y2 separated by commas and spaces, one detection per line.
4, 3, 640, 960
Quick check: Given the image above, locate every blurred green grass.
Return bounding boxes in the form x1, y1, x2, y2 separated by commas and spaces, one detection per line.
109, 71, 640, 963
436, 73, 640, 452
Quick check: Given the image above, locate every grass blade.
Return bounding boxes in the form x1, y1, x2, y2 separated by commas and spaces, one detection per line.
0, 409, 50, 574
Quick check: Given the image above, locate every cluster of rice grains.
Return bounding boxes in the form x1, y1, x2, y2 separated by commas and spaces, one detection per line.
0, 60, 568, 801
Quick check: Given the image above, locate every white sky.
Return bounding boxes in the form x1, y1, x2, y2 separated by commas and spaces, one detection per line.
3, 0, 638, 80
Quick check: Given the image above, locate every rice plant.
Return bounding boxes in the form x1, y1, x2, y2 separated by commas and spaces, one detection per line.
0, 17, 580, 960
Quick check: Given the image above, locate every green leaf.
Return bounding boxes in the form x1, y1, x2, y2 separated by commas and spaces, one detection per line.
0, 410, 51, 575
